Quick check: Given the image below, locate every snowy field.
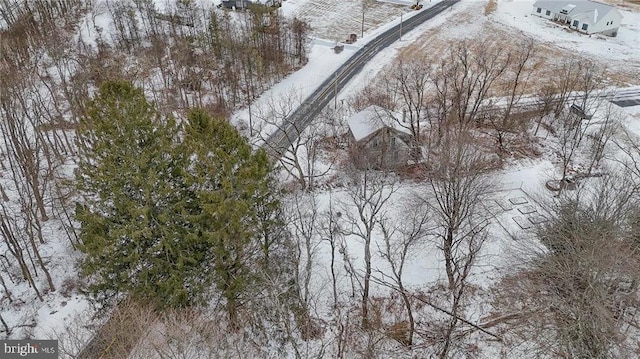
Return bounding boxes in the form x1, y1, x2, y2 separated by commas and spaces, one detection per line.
282, 0, 416, 40
381, 0, 640, 91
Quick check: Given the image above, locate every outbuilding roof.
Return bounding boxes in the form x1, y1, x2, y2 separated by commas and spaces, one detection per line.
347, 105, 410, 141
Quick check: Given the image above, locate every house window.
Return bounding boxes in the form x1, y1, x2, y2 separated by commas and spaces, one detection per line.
536, 7, 541, 13
582, 23, 588, 31
572, 20, 579, 28
545, 10, 550, 16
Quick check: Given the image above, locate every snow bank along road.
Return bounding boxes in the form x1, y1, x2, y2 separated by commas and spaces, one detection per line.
263, 0, 461, 156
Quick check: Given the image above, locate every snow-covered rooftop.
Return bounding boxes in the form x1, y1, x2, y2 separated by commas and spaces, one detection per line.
533, 0, 617, 24
347, 105, 410, 141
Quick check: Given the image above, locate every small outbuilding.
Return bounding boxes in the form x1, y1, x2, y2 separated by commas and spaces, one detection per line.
347, 105, 412, 170
531, 0, 622, 37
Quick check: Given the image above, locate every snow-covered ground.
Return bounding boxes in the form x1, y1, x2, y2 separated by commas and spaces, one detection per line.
289, 90, 640, 354
233, 39, 359, 145
243, 0, 640, 346
4, 0, 640, 356
620, 104, 640, 137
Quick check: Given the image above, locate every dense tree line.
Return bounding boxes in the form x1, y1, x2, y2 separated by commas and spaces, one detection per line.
96, 0, 311, 114
0, 0, 310, 337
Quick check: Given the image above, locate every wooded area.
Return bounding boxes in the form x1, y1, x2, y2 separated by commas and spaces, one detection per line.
1, 0, 640, 358
0, 0, 310, 338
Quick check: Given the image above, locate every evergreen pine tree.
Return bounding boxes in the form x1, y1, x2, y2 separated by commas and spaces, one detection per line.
76, 83, 289, 317
77, 81, 203, 308
179, 109, 280, 327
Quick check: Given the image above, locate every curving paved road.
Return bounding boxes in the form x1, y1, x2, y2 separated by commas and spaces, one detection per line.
608, 86, 640, 107
263, 0, 461, 156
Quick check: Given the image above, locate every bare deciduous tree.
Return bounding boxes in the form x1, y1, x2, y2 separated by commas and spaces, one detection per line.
424, 124, 492, 357
548, 59, 604, 118
487, 39, 537, 153
495, 174, 640, 358
533, 84, 557, 137
376, 199, 430, 346
613, 128, 640, 186
586, 103, 620, 175
258, 89, 336, 191
287, 192, 321, 327
322, 191, 344, 310
426, 126, 491, 292
382, 59, 432, 154
432, 40, 510, 130
342, 170, 397, 328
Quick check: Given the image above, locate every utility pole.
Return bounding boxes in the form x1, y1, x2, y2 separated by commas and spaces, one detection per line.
361, 3, 365, 38
334, 76, 338, 109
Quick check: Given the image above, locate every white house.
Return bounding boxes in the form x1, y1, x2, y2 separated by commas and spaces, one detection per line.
532, 0, 622, 37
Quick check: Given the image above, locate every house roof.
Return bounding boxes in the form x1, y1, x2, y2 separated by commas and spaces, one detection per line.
347, 105, 411, 141
533, 0, 616, 24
